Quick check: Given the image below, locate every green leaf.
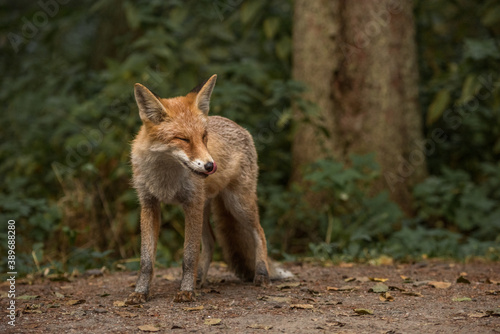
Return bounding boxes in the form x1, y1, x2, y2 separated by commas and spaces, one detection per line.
240, 0, 264, 25
263, 17, 280, 39
464, 38, 500, 60
481, 5, 500, 27
427, 89, 450, 125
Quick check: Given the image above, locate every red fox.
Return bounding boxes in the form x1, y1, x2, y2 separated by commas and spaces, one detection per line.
126, 75, 291, 304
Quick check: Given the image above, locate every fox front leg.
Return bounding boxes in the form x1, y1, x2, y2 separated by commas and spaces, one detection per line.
126, 196, 161, 305
174, 200, 204, 302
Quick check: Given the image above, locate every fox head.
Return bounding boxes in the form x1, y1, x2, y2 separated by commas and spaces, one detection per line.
134, 74, 218, 177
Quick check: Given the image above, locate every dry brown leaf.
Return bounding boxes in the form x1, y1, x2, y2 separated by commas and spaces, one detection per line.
389, 286, 406, 292
486, 290, 500, 295
290, 304, 314, 309
486, 278, 500, 285
344, 277, 356, 282
456, 276, 471, 284
469, 311, 489, 318
204, 318, 221, 326
138, 324, 160, 332
183, 305, 204, 311
429, 281, 451, 289
259, 295, 291, 303
379, 292, 394, 302
162, 274, 175, 281
327, 285, 357, 292
339, 262, 354, 268
113, 301, 127, 307
356, 276, 371, 283
67, 299, 85, 306
248, 324, 273, 330
354, 308, 373, 315
369, 277, 389, 282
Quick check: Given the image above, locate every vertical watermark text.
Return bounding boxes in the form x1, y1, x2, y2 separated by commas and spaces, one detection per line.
6, 220, 17, 326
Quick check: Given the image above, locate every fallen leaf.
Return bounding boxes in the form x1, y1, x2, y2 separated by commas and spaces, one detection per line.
67, 299, 86, 306
162, 274, 175, 281
55, 292, 65, 299
327, 285, 357, 292
258, 295, 291, 303
98, 293, 110, 297
401, 275, 414, 283
116, 311, 138, 318
183, 305, 204, 311
248, 324, 273, 330
339, 262, 354, 268
171, 324, 184, 329
356, 276, 371, 283
379, 292, 394, 302
389, 286, 406, 292
428, 281, 451, 289
204, 318, 221, 326
487, 308, 500, 316
456, 276, 471, 284
113, 301, 127, 307
469, 311, 489, 318
369, 283, 389, 293
402, 291, 423, 297
276, 282, 300, 289
290, 304, 314, 309
48, 303, 60, 308
17, 295, 40, 300
452, 297, 472, 302
486, 290, 500, 295
138, 324, 160, 332
369, 277, 389, 282
486, 278, 500, 285
344, 277, 356, 282
354, 308, 373, 315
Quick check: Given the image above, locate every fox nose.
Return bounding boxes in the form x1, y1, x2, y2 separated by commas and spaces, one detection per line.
204, 162, 214, 172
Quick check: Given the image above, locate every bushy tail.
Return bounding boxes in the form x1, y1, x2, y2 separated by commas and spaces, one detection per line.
212, 195, 294, 281
269, 261, 294, 280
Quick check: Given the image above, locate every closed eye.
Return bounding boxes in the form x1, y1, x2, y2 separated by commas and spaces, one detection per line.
175, 137, 190, 143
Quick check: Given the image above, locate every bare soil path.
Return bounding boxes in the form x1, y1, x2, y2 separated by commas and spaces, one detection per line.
2, 261, 500, 333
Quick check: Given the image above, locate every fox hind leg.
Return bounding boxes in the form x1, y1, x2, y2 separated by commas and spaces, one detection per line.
212, 191, 270, 285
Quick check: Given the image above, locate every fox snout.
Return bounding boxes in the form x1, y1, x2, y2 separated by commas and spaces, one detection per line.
204, 161, 217, 175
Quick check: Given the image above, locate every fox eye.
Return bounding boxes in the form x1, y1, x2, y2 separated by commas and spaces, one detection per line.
175, 137, 190, 143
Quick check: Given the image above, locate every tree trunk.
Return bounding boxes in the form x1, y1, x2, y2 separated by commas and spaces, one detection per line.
292, 0, 426, 214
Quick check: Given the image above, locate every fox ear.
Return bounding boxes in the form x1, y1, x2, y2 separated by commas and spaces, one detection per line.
134, 83, 167, 124
194, 74, 217, 115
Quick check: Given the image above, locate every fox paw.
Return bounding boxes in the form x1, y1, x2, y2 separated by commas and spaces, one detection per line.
254, 274, 271, 287
174, 290, 195, 303
125, 292, 148, 305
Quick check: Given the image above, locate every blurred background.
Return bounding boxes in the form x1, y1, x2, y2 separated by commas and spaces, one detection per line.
1, 0, 499, 275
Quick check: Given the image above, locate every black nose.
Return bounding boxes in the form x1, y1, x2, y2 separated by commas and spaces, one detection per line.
204, 162, 214, 172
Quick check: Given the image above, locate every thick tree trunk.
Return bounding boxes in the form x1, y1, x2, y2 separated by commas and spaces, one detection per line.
292, 0, 426, 214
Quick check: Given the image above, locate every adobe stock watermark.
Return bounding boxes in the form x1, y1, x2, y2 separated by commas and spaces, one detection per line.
340, 0, 408, 62
254, 107, 289, 151
51, 66, 167, 178
385, 73, 500, 191
8, 0, 71, 53
6, 220, 17, 327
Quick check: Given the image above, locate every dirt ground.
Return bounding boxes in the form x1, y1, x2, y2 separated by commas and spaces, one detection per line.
2, 261, 499, 333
